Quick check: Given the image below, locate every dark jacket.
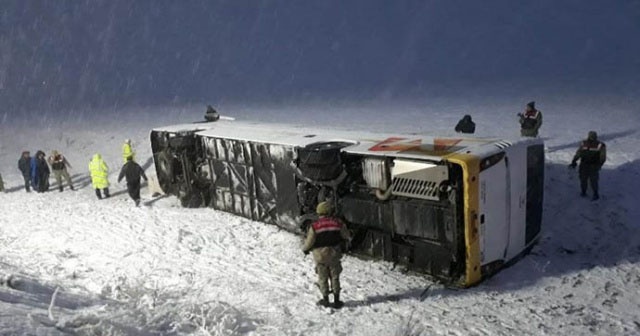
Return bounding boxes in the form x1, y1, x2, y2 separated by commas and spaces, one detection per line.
455, 115, 476, 134
572, 139, 606, 168
18, 156, 31, 177
33, 151, 50, 191
118, 161, 147, 184
31, 155, 49, 182
36, 157, 50, 175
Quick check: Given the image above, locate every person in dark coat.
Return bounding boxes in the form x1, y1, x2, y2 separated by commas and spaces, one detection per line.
34, 150, 50, 193
569, 131, 606, 201
455, 115, 476, 134
18, 151, 32, 192
204, 105, 220, 122
118, 156, 148, 206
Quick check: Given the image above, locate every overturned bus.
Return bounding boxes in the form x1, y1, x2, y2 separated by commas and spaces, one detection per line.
150, 119, 544, 287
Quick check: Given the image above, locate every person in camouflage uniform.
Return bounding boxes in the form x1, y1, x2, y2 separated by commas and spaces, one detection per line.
302, 201, 351, 308
569, 131, 606, 200
48, 150, 74, 192
518, 101, 543, 137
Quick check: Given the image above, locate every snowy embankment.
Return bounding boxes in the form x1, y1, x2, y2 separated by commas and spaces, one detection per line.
0, 99, 639, 335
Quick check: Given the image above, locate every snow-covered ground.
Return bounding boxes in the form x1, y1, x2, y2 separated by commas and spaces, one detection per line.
1, 97, 639, 335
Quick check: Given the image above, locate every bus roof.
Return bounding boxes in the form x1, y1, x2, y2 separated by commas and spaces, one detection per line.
153, 119, 527, 162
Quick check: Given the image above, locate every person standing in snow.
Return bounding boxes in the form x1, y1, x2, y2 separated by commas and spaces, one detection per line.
122, 139, 135, 163
18, 151, 32, 192
48, 150, 74, 192
204, 105, 220, 122
517, 101, 543, 137
569, 131, 606, 201
33, 150, 50, 193
89, 153, 110, 199
302, 201, 351, 309
0, 173, 5, 193
454, 115, 476, 134
30, 152, 39, 190
118, 156, 147, 206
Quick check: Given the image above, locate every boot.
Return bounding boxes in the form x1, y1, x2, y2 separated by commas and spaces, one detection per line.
317, 295, 330, 307
592, 193, 600, 201
333, 292, 344, 309
70, 185, 75, 191
59, 186, 63, 192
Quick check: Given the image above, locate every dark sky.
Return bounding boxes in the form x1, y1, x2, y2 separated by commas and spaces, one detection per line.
1, 0, 639, 112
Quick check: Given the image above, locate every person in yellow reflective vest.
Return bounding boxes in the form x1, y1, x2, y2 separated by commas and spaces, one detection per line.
89, 153, 110, 199
122, 139, 135, 163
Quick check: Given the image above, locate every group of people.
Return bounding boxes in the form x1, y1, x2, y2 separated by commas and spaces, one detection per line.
15, 150, 73, 193
453, 101, 605, 199
86, 139, 148, 206
86, 138, 146, 204
454, 101, 543, 137
5, 139, 148, 206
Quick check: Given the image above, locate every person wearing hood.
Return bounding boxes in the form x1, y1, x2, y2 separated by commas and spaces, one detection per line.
18, 151, 32, 192
118, 156, 147, 206
517, 101, 543, 137
569, 131, 606, 201
122, 139, 135, 163
48, 150, 74, 192
89, 153, 110, 199
32, 150, 50, 192
205, 105, 220, 122
455, 115, 476, 134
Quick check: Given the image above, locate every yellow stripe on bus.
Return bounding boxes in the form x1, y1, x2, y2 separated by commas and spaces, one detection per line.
446, 153, 482, 287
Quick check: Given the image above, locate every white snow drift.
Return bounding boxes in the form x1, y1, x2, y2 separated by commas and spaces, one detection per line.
0, 98, 639, 335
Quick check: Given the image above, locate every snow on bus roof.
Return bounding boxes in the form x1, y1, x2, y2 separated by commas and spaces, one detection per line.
153, 119, 513, 161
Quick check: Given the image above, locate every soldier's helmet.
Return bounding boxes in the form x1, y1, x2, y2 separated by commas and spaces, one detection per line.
316, 201, 333, 216
588, 131, 598, 141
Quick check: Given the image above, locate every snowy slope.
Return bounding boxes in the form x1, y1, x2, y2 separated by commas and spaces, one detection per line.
0, 98, 639, 335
